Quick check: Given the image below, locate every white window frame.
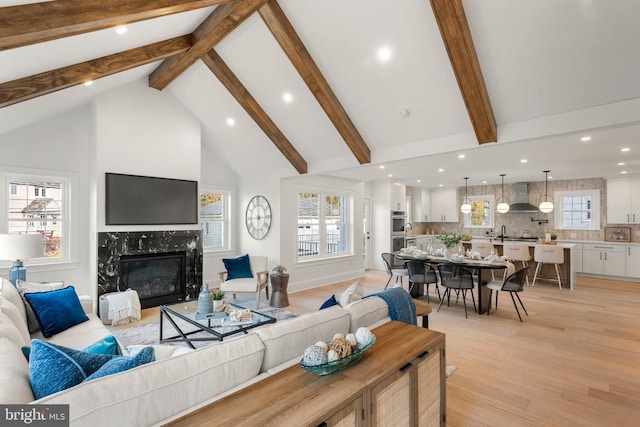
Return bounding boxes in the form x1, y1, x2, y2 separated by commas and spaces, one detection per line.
463, 194, 495, 229
0, 169, 74, 268
553, 189, 600, 230
296, 188, 353, 262
199, 188, 231, 252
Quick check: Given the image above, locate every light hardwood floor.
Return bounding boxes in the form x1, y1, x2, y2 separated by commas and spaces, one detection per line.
285, 271, 640, 426
135, 271, 640, 425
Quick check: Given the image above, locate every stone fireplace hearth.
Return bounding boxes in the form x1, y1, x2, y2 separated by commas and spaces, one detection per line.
97, 230, 202, 307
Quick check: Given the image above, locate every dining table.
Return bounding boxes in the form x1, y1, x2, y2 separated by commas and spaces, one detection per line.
395, 252, 508, 314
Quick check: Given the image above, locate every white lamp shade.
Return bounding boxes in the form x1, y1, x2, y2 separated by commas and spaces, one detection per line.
496, 202, 510, 213
0, 234, 44, 261
460, 203, 472, 214
539, 201, 554, 213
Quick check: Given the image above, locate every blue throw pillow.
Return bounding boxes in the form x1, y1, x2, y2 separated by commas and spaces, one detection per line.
83, 335, 120, 355
24, 286, 89, 338
319, 295, 338, 310
29, 340, 154, 399
223, 254, 253, 280
21, 335, 119, 361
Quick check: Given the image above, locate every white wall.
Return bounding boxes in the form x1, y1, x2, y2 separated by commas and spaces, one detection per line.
0, 106, 93, 295
95, 81, 201, 233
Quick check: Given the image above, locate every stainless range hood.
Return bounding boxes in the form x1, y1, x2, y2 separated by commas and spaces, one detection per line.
509, 182, 539, 212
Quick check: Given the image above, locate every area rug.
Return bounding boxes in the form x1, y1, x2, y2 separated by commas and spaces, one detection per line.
109, 303, 298, 349
446, 364, 456, 378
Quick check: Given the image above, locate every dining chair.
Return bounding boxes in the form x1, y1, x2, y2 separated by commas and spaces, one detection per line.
405, 260, 440, 303
503, 243, 533, 285
436, 263, 476, 318
471, 241, 496, 279
381, 253, 409, 289
486, 268, 529, 321
532, 245, 564, 289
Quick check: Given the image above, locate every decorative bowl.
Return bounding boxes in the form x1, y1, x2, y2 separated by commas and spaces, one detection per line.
300, 335, 376, 376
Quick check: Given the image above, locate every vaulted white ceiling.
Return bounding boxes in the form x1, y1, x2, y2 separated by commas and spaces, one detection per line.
2, 0, 640, 188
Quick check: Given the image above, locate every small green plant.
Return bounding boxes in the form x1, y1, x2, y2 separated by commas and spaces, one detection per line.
212, 291, 225, 301
272, 265, 287, 275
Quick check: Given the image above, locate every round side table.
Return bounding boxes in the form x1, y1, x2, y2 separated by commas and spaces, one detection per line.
269, 273, 290, 308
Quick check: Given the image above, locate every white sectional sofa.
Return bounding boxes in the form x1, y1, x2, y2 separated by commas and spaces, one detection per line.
0, 277, 391, 426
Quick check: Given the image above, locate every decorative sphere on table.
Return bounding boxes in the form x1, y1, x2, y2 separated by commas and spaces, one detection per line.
303, 345, 328, 366
327, 349, 339, 363
345, 333, 358, 348
315, 340, 328, 352
355, 327, 373, 348
329, 336, 352, 358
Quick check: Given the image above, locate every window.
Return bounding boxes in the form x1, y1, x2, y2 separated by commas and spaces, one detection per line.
298, 192, 351, 259
200, 191, 230, 251
463, 195, 495, 228
554, 189, 600, 230
4, 174, 69, 261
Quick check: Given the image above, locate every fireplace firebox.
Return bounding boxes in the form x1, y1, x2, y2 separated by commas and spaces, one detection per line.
119, 251, 187, 309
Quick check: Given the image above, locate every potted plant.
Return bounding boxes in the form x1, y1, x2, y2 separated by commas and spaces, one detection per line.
212, 290, 225, 310
272, 265, 287, 276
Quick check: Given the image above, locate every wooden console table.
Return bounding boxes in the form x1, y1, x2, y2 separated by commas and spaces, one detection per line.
166, 321, 446, 426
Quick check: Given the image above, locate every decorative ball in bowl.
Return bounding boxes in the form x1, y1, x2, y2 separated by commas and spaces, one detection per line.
300, 328, 376, 376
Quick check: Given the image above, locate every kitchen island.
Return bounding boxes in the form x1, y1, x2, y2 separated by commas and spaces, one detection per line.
464, 239, 577, 290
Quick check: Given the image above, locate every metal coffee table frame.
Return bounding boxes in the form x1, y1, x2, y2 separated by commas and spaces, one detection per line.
159, 300, 276, 349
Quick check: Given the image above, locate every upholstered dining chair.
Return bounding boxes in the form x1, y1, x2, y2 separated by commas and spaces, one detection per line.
486, 268, 529, 321
219, 255, 269, 308
436, 263, 476, 318
381, 253, 409, 289
503, 243, 533, 285
405, 260, 440, 303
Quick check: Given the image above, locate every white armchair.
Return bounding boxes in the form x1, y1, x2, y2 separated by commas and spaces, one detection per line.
219, 255, 269, 308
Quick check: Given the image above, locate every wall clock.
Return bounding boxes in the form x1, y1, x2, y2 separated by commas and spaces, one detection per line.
245, 195, 272, 240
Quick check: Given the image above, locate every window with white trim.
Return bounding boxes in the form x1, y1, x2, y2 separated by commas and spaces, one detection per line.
554, 189, 600, 230
200, 190, 230, 251
297, 192, 351, 259
3, 173, 70, 262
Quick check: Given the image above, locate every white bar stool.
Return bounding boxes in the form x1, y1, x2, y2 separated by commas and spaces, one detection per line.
503, 243, 532, 285
532, 245, 564, 289
472, 241, 496, 280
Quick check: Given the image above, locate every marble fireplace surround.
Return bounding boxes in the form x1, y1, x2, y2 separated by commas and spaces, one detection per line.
97, 230, 203, 305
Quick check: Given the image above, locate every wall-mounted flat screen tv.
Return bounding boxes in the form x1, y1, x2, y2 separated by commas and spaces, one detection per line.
105, 173, 198, 225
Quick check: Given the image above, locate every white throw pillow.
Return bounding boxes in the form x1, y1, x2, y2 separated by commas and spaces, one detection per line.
16, 280, 65, 333
338, 280, 364, 307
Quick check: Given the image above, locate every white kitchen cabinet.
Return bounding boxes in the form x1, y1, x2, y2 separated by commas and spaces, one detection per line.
390, 182, 406, 212
430, 188, 458, 222
626, 245, 640, 278
412, 188, 431, 222
582, 243, 626, 276
607, 179, 640, 224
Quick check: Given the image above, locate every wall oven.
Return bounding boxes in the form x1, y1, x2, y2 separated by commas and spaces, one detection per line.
391, 235, 405, 252
391, 211, 406, 234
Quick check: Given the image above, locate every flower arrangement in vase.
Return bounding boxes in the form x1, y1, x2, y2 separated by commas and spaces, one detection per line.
272, 265, 287, 276
437, 232, 463, 249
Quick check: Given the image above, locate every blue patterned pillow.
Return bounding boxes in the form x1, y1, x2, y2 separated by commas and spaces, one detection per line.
24, 286, 89, 338
29, 340, 154, 399
22, 335, 120, 361
223, 254, 253, 280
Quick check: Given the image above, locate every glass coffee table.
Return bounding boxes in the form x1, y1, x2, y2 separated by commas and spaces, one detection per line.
159, 300, 276, 349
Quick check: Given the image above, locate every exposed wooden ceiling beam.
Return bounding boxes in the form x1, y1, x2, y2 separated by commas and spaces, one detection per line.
429, 0, 497, 144
203, 50, 307, 174
149, 0, 267, 90
258, 0, 371, 164
0, 36, 191, 108
0, 0, 231, 51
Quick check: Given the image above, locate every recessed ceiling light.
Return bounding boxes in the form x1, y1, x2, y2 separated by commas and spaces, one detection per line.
618, 162, 626, 166
282, 92, 293, 103
438, 168, 444, 172
226, 118, 235, 126
548, 176, 553, 179
115, 26, 128, 35
416, 179, 422, 183
621, 170, 628, 174
520, 159, 528, 163
377, 47, 391, 62
482, 180, 487, 184
438, 184, 443, 187
83, 81, 94, 87
458, 154, 466, 159
379, 165, 385, 169
388, 174, 393, 178
581, 136, 591, 142
621, 147, 631, 152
